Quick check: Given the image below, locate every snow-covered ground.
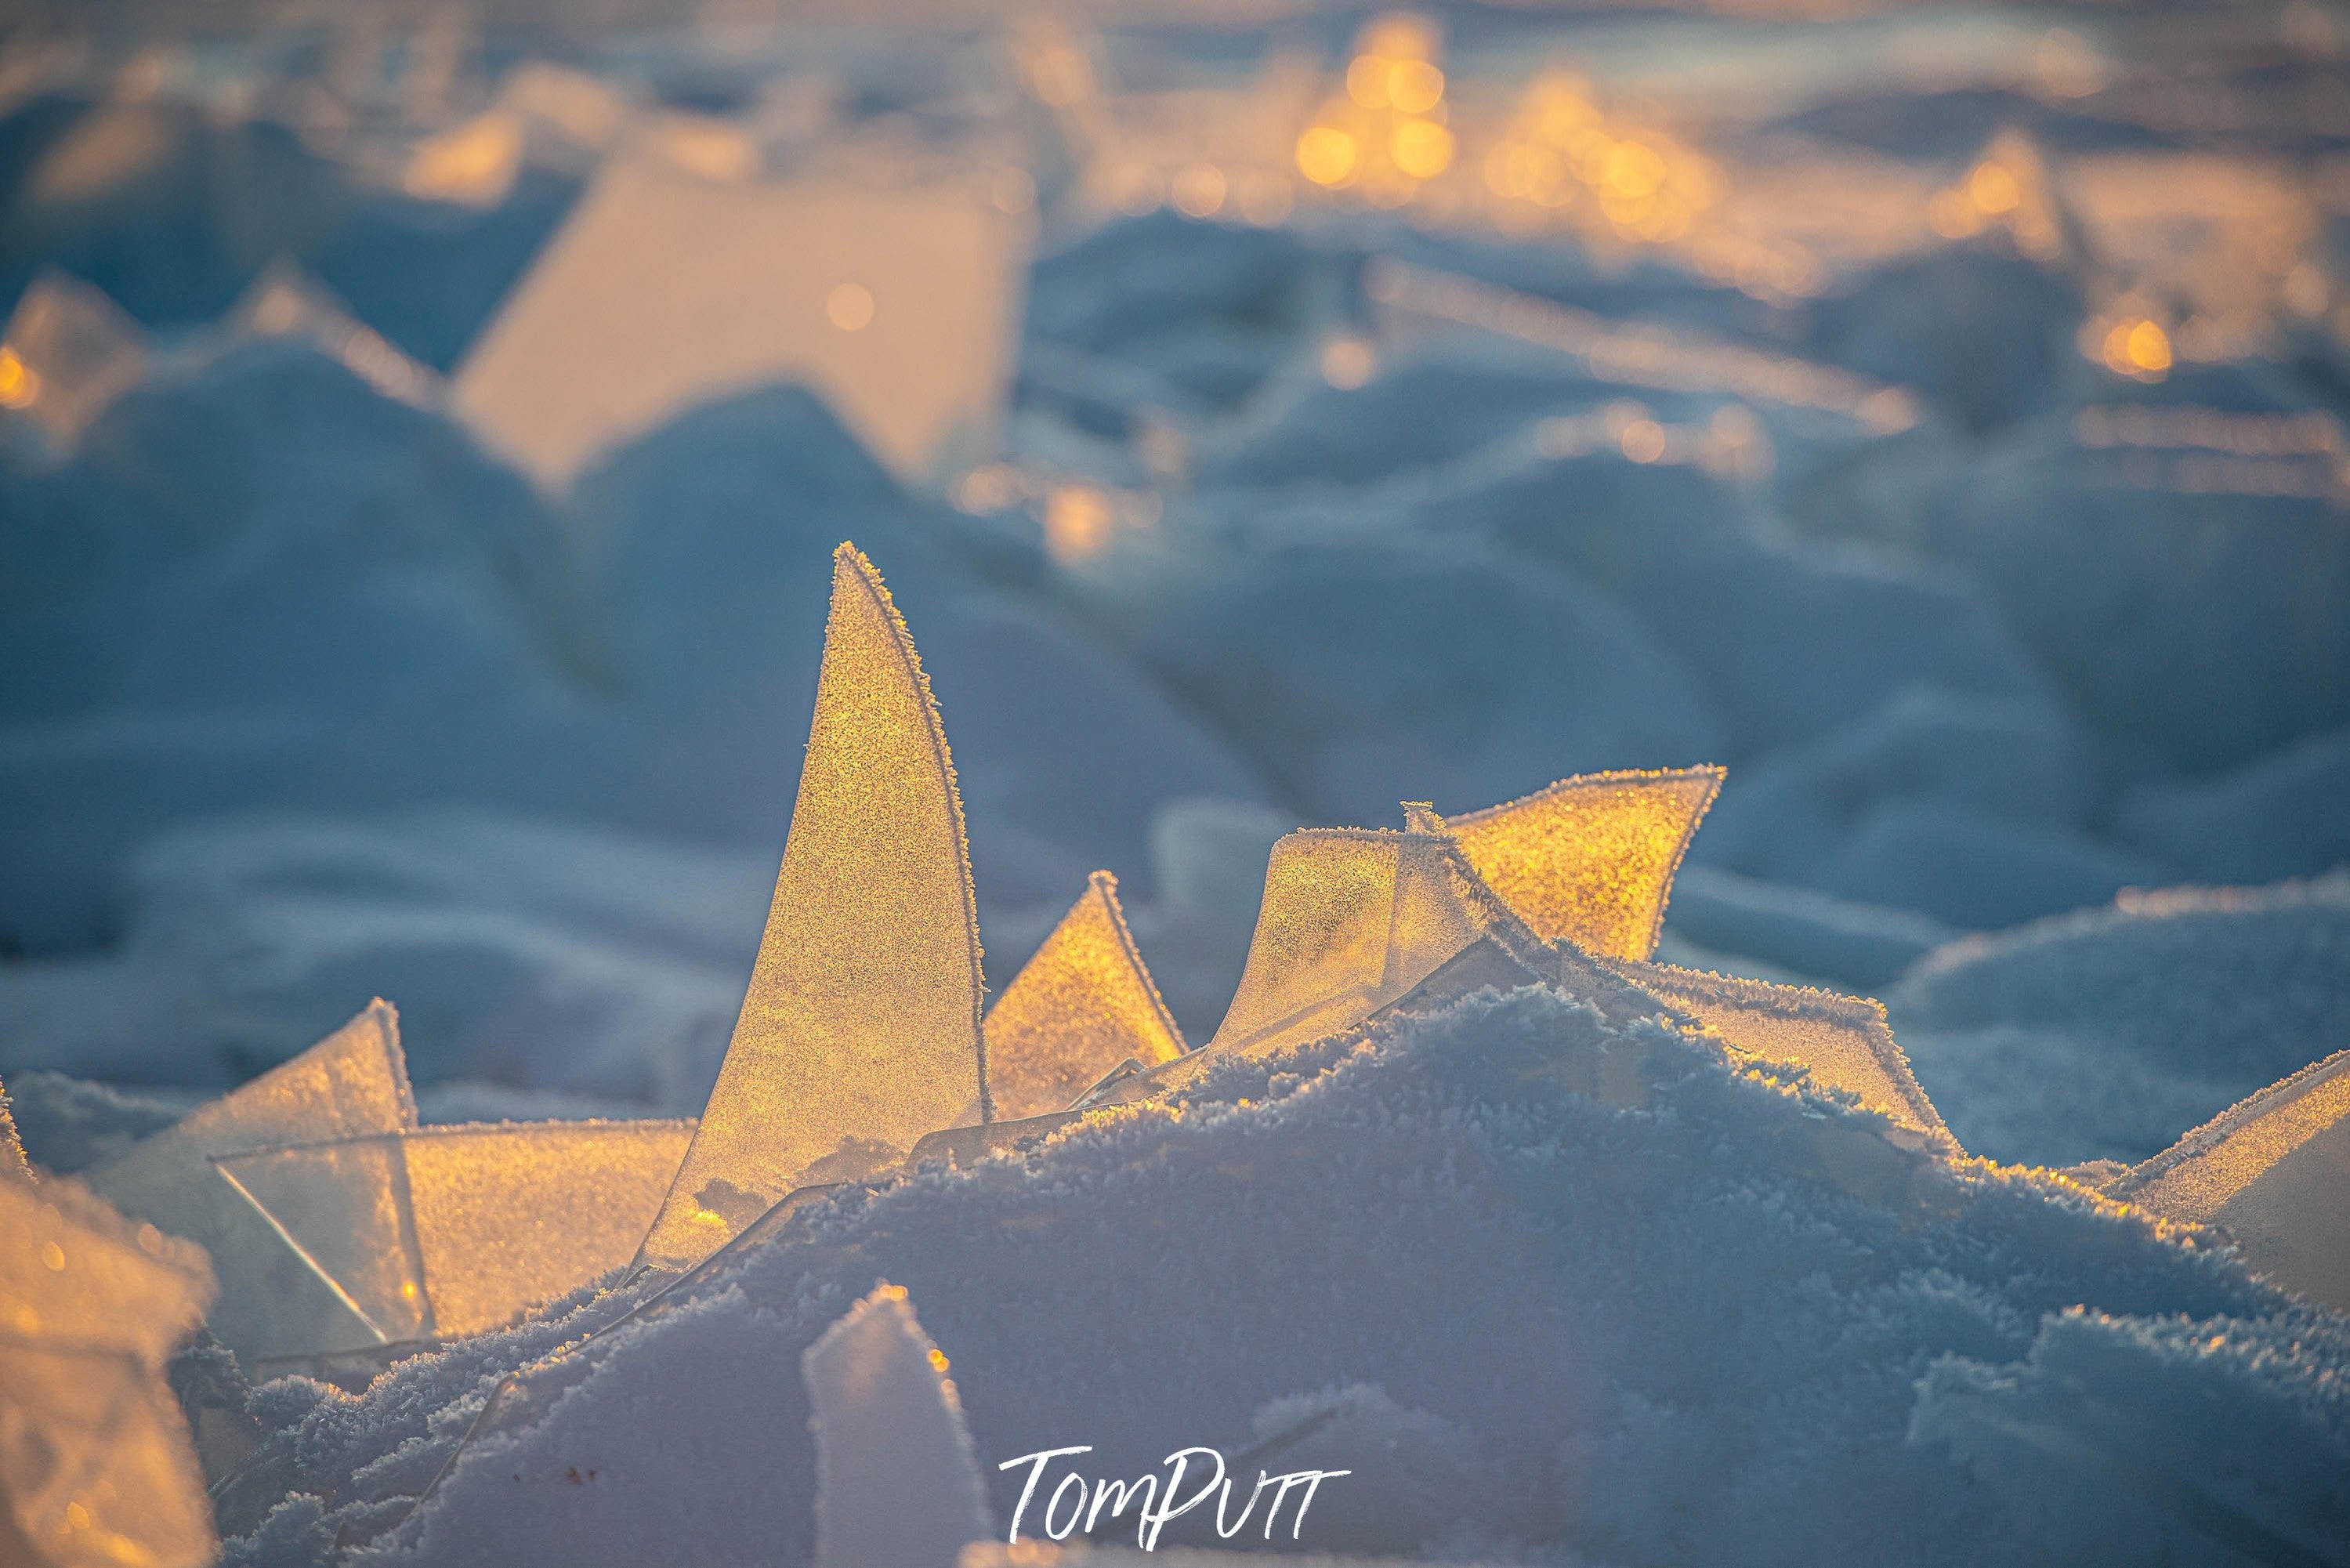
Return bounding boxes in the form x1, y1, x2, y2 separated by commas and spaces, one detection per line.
2, 2, 2348, 1563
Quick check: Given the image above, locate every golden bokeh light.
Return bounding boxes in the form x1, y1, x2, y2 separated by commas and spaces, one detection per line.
1171, 163, 1227, 219
1390, 118, 1454, 179
1296, 125, 1359, 186
825, 282, 876, 332
0, 345, 38, 409
1967, 160, 2022, 214
1320, 335, 1376, 389
1044, 485, 1114, 561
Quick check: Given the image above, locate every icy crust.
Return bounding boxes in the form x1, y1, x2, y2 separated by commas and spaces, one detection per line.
192, 985, 2348, 1568
1889, 874, 2350, 1167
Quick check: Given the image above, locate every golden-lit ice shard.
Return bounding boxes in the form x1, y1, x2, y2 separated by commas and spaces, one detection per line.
452, 158, 1027, 488
1611, 961, 1952, 1144
1, 1075, 27, 1179
638, 545, 987, 1270
985, 872, 1186, 1120
217, 1119, 697, 1342
2104, 1049, 2350, 1310
0, 1173, 215, 1568
1411, 767, 1722, 961
81, 1000, 416, 1362
1209, 829, 1506, 1057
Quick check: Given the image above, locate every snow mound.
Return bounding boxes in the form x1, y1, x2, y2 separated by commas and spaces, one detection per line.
201, 983, 2345, 1568
1890, 875, 2350, 1166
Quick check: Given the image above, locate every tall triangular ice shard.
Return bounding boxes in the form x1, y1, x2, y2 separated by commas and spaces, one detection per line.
81, 1001, 416, 1361
1610, 961, 1952, 1144
638, 545, 987, 1270
0, 1174, 215, 1568
2105, 1049, 2350, 1310
985, 871, 1186, 1120
1416, 768, 1722, 961
218, 1119, 697, 1343
805, 1284, 991, 1568
1209, 829, 1499, 1057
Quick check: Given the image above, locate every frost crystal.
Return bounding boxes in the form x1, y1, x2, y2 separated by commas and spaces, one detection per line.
215, 1118, 696, 1342
1609, 960, 1953, 1144
0, 1172, 214, 1567
81, 1001, 416, 1361
2105, 1048, 2350, 1309
1410, 766, 1722, 961
806, 1284, 991, 1568
985, 871, 1186, 1120
638, 544, 987, 1271
0, 1076, 26, 1180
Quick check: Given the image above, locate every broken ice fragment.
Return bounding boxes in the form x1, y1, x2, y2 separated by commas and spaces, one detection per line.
229, 263, 442, 408
2104, 1048, 2350, 1309
1414, 767, 1722, 961
452, 159, 1027, 488
639, 545, 987, 1271
0, 1172, 215, 1567
0, 270, 145, 450
216, 1119, 697, 1342
806, 1284, 991, 1568
986, 871, 1186, 1120
81, 1001, 416, 1362
1210, 829, 1501, 1056
1, 1169, 211, 1362
1611, 961, 1953, 1143
0, 1075, 26, 1179
0, 1345, 216, 1568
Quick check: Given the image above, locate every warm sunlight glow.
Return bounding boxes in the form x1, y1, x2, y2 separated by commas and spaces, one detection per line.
825, 282, 875, 331
983, 872, 1185, 1120
1296, 126, 1359, 186
637, 545, 985, 1271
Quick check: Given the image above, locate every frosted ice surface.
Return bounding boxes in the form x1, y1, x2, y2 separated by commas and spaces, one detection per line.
1210, 829, 1497, 1056
639, 546, 987, 1270
806, 1285, 991, 1568
452, 158, 1027, 487
0, 1345, 215, 1568
2106, 1048, 2350, 1309
1417, 767, 1722, 960
83, 1001, 416, 1361
0, 270, 146, 448
0, 1076, 25, 1179
1, 1171, 211, 1363
986, 872, 1186, 1120
1613, 961, 1952, 1143
217, 1118, 696, 1342
909, 1112, 1083, 1168
0, 1174, 215, 1567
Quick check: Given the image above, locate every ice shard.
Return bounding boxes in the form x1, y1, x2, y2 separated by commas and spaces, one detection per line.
985, 871, 1186, 1120
0, 1174, 215, 1568
1209, 829, 1504, 1057
1610, 961, 1952, 1144
0, 1075, 26, 1179
638, 545, 987, 1271
452, 158, 1027, 488
2105, 1048, 2350, 1309
1411, 767, 1722, 961
217, 1119, 697, 1342
0, 270, 146, 450
81, 1001, 416, 1361
806, 1284, 991, 1568
229, 263, 441, 408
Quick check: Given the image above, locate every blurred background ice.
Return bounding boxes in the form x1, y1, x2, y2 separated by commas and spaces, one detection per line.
2, 0, 2346, 1170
